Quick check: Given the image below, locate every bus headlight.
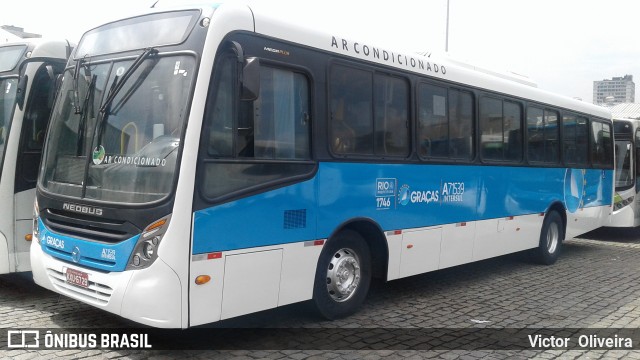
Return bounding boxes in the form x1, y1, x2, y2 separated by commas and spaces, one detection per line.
614, 195, 634, 211
126, 215, 171, 270
143, 238, 158, 259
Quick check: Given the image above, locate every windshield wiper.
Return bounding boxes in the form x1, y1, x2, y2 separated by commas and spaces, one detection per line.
72, 59, 83, 114
99, 47, 158, 117
76, 74, 96, 155
79, 47, 159, 198
92, 47, 158, 151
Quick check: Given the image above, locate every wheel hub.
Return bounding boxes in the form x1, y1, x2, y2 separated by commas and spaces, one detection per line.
547, 222, 559, 254
326, 248, 361, 302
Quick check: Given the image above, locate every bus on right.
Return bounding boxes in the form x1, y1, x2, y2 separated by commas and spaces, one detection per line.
611, 117, 640, 227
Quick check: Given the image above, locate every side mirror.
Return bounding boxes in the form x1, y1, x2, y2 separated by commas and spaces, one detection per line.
16, 74, 29, 110
241, 57, 260, 101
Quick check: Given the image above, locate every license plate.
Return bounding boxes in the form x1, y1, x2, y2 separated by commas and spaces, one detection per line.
65, 268, 89, 288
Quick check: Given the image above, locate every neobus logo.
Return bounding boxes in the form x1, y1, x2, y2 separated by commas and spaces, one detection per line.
63, 203, 104, 217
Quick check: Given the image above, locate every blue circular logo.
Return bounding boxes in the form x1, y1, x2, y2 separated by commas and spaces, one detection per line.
71, 246, 81, 263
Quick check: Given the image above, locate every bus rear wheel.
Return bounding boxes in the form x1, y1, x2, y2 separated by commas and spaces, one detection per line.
533, 211, 564, 265
313, 230, 371, 320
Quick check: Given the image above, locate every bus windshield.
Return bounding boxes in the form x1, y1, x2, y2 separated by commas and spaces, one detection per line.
615, 139, 633, 189
613, 120, 634, 190
40, 54, 196, 204
0, 78, 18, 169
0, 45, 26, 72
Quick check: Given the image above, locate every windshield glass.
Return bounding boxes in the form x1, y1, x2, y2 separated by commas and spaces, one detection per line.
40, 54, 196, 203
0, 77, 18, 168
615, 139, 633, 189
0, 45, 26, 72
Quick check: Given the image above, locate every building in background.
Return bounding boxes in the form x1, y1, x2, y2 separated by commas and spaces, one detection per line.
593, 75, 635, 105
0, 28, 21, 43
1, 25, 41, 43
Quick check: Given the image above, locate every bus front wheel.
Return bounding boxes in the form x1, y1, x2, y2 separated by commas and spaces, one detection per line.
313, 230, 371, 320
533, 211, 564, 265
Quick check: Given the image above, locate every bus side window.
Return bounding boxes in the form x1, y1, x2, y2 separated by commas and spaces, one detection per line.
329, 64, 372, 155
18, 64, 58, 186
543, 110, 560, 163
635, 129, 640, 185
590, 120, 613, 167
479, 97, 522, 162
563, 114, 589, 166
562, 115, 578, 164
417, 83, 448, 158
206, 55, 235, 157
24, 65, 55, 151
479, 97, 502, 160
416, 84, 474, 161
252, 67, 309, 160
503, 101, 522, 161
527, 107, 559, 164
373, 74, 409, 157
330, 65, 409, 158
449, 89, 474, 161
575, 117, 589, 165
201, 53, 313, 201
527, 107, 544, 162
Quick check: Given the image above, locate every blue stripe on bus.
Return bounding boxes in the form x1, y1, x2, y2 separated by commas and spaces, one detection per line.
36, 162, 614, 270
192, 163, 613, 254
38, 218, 138, 272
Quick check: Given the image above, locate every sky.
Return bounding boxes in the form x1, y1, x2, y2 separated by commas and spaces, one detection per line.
2, 0, 638, 104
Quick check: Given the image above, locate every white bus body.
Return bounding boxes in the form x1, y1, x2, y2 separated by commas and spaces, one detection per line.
31, 2, 613, 328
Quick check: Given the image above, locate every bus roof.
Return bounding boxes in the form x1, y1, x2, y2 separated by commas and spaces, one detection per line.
242, 1, 610, 119
112, 1, 614, 120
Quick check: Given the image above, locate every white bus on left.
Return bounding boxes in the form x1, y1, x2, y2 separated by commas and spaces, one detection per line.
0, 39, 70, 273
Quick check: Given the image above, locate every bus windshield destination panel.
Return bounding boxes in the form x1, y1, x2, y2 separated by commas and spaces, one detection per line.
30, 2, 614, 328
76, 10, 201, 57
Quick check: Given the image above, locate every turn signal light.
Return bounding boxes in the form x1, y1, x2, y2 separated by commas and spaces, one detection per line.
195, 275, 211, 285
146, 219, 167, 232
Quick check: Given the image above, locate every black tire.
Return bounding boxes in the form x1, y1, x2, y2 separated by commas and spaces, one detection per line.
313, 229, 371, 320
533, 211, 564, 265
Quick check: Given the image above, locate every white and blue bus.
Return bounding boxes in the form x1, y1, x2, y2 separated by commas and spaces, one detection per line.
610, 117, 640, 227
0, 39, 69, 274
31, 2, 613, 328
